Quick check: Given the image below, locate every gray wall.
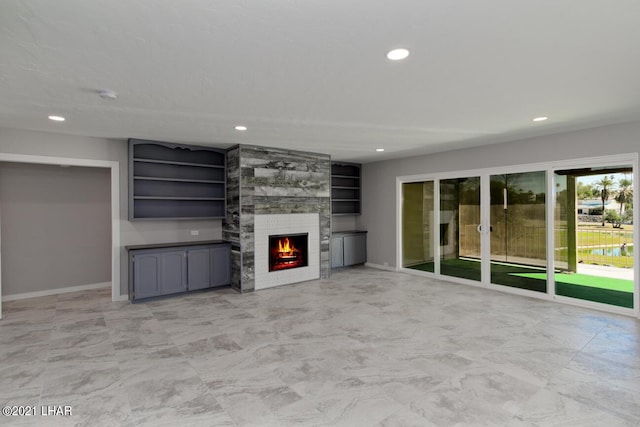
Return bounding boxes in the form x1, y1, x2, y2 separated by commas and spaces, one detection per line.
0, 128, 223, 297
0, 163, 111, 295
331, 215, 358, 232
361, 121, 640, 268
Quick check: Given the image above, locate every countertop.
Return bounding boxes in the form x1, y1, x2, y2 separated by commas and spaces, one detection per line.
125, 240, 230, 251
331, 230, 368, 237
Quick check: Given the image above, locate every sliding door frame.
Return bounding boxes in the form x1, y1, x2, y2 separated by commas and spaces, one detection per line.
397, 153, 639, 318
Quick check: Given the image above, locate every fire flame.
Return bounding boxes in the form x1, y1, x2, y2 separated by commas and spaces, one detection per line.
277, 237, 297, 255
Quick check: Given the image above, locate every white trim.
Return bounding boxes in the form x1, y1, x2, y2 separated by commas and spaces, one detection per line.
636, 157, 640, 319
546, 168, 556, 299
365, 262, 398, 272
480, 174, 491, 284
0, 196, 2, 319
553, 294, 635, 317
395, 176, 403, 272
0, 152, 121, 309
112, 294, 129, 302
2, 282, 111, 301
398, 266, 433, 277
0, 153, 115, 168
434, 178, 441, 276
110, 161, 121, 302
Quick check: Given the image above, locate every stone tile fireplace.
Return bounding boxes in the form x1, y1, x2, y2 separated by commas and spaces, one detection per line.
223, 145, 330, 292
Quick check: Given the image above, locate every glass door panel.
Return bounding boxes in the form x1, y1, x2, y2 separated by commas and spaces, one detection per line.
554, 167, 634, 308
440, 177, 481, 281
490, 171, 547, 292
401, 181, 435, 272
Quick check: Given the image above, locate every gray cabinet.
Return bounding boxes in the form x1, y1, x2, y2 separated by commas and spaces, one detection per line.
211, 246, 231, 287
132, 252, 161, 299
344, 234, 367, 266
187, 248, 211, 291
131, 249, 187, 298
330, 237, 345, 268
128, 241, 231, 301
331, 231, 367, 268
159, 250, 188, 295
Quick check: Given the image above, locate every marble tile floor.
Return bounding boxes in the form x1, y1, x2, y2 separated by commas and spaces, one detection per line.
1, 267, 639, 426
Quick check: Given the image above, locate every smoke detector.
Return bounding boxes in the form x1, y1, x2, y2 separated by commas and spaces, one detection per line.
98, 89, 118, 100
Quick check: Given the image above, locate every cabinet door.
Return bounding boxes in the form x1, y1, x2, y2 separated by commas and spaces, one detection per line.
160, 250, 188, 295
343, 235, 366, 266
330, 237, 344, 268
187, 248, 211, 290
211, 246, 231, 287
133, 253, 161, 299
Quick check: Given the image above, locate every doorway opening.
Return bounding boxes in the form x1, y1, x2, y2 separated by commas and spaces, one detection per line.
0, 153, 120, 320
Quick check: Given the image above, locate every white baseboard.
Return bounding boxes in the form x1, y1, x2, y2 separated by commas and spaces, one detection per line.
2, 282, 111, 301
113, 294, 129, 302
365, 262, 398, 272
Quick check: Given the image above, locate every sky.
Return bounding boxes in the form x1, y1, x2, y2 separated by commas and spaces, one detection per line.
578, 173, 632, 187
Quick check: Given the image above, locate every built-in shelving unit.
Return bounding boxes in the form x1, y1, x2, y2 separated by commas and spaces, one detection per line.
331, 162, 361, 215
129, 139, 226, 220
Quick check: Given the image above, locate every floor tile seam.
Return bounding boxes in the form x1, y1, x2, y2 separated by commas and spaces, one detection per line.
212, 392, 277, 427
310, 387, 388, 425
548, 385, 640, 423
460, 357, 552, 391
559, 355, 640, 395
189, 363, 239, 425
567, 325, 610, 368
119, 368, 215, 422
572, 345, 640, 368
401, 398, 449, 426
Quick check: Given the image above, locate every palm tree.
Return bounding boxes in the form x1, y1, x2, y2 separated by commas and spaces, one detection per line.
595, 175, 615, 226
616, 176, 633, 218
577, 182, 595, 200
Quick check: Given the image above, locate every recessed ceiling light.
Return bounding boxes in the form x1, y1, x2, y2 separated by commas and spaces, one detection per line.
376, 148, 385, 152
235, 125, 247, 131
48, 115, 65, 122
533, 116, 548, 122
98, 89, 118, 100
387, 48, 410, 61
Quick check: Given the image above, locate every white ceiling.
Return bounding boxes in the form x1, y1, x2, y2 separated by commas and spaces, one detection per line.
2, 1, 640, 163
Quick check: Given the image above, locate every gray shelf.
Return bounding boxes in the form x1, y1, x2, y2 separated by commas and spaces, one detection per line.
331, 162, 361, 215
133, 196, 225, 201
133, 176, 225, 184
129, 139, 227, 220
133, 158, 225, 169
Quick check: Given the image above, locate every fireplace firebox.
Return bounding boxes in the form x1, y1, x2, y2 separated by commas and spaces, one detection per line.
269, 233, 309, 272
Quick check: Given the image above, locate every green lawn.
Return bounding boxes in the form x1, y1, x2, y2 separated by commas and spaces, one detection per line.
514, 272, 633, 292
409, 258, 634, 308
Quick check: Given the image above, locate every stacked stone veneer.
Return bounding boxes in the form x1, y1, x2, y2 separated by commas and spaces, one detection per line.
222, 145, 331, 292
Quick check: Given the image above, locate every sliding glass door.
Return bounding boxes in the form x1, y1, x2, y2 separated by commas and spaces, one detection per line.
440, 177, 481, 282
401, 181, 435, 272
490, 171, 547, 293
554, 166, 634, 308
399, 157, 635, 313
